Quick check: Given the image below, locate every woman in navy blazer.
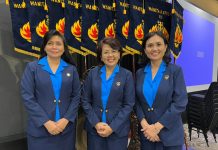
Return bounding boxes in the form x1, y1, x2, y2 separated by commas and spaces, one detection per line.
20, 30, 80, 150
82, 37, 135, 150
135, 31, 188, 150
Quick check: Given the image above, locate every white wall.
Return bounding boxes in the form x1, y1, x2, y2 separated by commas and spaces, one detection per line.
178, 0, 218, 92
214, 19, 218, 81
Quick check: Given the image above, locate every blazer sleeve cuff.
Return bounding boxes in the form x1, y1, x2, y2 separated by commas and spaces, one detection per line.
35, 117, 50, 128
109, 123, 118, 134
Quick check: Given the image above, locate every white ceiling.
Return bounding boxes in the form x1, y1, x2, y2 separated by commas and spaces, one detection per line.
186, 0, 218, 17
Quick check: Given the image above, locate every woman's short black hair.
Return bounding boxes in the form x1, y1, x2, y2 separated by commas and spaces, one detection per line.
39, 30, 75, 65
97, 37, 123, 65
141, 31, 171, 66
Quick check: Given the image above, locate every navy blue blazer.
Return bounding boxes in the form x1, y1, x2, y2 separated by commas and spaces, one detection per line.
135, 63, 188, 146
20, 60, 80, 137
82, 66, 135, 137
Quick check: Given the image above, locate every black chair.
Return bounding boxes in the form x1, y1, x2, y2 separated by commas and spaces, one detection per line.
209, 87, 218, 143
187, 82, 218, 147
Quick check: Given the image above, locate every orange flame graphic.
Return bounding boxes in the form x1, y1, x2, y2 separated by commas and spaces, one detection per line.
149, 22, 169, 40
36, 20, 48, 38
162, 30, 169, 41
134, 24, 144, 40
122, 21, 129, 39
88, 23, 98, 42
71, 20, 81, 41
20, 22, 31, 42
174, 24, 183, 48
105, 23, 115, 38
56, 18, 65, 34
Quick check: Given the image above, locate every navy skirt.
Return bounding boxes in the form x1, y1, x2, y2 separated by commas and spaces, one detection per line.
87, 133, 128, 150
27, 131, 76, 150
139, 132, 183, 150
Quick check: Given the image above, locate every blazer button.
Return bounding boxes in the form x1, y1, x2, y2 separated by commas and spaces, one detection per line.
54, 100, 56, 103
151, 107, 154, 111
147, 108, 150, 112
105, 109, 108, 113
100, 109, 103, 112
58, 100, 61, 103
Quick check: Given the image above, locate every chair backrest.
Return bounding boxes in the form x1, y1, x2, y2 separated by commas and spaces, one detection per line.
204, 82, 218, 130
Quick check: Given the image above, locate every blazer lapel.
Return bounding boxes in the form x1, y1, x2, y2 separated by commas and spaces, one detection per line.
96, 69, 103, 107
59, 69, 71, 100
153, 66, 170, 107
106, 71, 121, 108
38, 65, 56, 100
139, 71, 150, 106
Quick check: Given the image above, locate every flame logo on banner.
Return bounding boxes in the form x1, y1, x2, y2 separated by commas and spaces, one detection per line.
36, 20, 48, 38
88, 23, 98, 43
105, 23, 115, 38
20, 22, 31, 42
56, 18, 65, 34
149, 22, 169, 41
122, 21, 129, 39
71, 20, 81, 42
134, 23, 144, 45
174, 24, 183, 48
